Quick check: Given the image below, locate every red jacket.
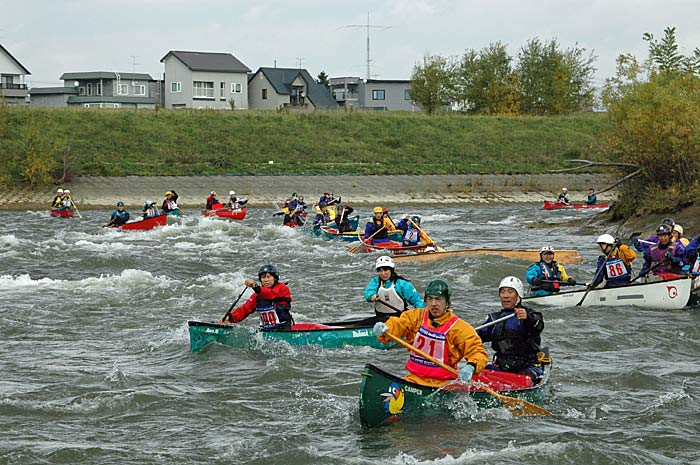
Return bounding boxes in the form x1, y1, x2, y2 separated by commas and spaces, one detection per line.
229, 282, 292, 323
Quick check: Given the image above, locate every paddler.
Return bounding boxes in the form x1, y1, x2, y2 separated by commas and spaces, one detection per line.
373, 280, 489, 388
51, 189, 64, 208
205, 191, 219, 210
364, 256, 424, 318
106, 201, 130, 227
525, 245, 575, 296
219, 264, 293, 330
591, 234, 636, 288
476, 277, 546, 383
364, 206, 396, 244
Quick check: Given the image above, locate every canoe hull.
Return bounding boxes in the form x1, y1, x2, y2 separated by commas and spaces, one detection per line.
319, 226, 361, 242
50, 208, 74, 218
119, 214, 168, 231
393, 248, 583, 264
359, 363, 551, 428
201, 207, 247, 220
523, 277, 692, 309
543, 201, 609, 210
188, 320, 393, 352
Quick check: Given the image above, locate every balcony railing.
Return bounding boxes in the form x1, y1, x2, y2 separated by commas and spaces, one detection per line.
0, 83, 28, 90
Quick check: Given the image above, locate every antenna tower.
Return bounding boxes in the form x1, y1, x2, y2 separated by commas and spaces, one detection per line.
342, 13, 392, 80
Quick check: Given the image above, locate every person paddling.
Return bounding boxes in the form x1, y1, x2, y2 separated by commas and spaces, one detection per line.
162, 190, 179, 214
638, 224, 686, 280
586, 188, 597, 205
591, 234, 636, 288
364, 256, 424, 318
557, 187, 570, 204
525, 245, 575, 296
364, 206, 396, 244
142, 200, 159, 219
226, 190, 248, 209
219, 265, 293, 330
205, 191, 220, 210
51, 189, 64, 208
476, 277, 546, 383
106, 201, 130, 227
397, 215, 429, 246
372, 280, 489, 388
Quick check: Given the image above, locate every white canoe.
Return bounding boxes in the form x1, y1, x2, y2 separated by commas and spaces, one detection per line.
522, 277, 694, 310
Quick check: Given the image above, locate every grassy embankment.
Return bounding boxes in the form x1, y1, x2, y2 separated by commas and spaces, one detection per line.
0, 107, 608, 179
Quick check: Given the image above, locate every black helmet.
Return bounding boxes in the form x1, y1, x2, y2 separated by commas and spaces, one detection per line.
660, 217, 675, 228
656, 224, 672, 236
116, 201, 124, 206
318, 201, 327, 208
424, 280, 451, 306
258, 264, 279, 281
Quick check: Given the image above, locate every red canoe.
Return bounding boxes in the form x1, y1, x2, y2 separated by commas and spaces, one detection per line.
50, 208, 74, 218
358, 235, 431, 255
543, 201, 609, 210
201, 207, 247, 220
119, 214, 168, 231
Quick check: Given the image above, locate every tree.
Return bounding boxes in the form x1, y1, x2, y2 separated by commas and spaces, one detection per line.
316, 71, 331, 92
602, 27, 700, 218
410, 54, 452, 114
453, 42, 520, 114
517, 38, 596, 114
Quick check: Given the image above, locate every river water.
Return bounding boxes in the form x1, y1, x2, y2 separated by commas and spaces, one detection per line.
1, 205, 698, 465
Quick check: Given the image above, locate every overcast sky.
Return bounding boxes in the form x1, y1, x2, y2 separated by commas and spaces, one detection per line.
2, 0, 699, 88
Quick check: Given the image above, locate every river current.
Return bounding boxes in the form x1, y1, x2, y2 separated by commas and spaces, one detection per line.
1, 205, 698, 465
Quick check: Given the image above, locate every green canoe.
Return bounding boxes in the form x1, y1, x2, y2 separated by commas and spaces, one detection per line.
358, 361, 551, 428
188, 318, 394, 352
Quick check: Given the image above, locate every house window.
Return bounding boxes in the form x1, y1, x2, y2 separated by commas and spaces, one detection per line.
372, 89, 385, 100
171, 82, 182, 93
262, 88, 267, 100
133, 84, 146, 96
220, 82, 225, 98
404, 89, 412, 100
96, 82, 102, 96
86, 83, 93, 96
193, 81, 214, 98
79, 87, 86, 96
231, 83, 242, 93
117, 84, 128, 95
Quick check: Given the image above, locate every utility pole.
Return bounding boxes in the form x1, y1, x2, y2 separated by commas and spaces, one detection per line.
342, 13, 392, 80
296, 57, 305, 69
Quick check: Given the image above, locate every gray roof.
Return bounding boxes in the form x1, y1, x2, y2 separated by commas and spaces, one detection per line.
252, 67, 338, 110
60, 72, 155, 81
29, 87, 79, 95
0, 43, 31, 75
67, 96, 157, 104
160, 50, 251, 73
366, 79, 411, 84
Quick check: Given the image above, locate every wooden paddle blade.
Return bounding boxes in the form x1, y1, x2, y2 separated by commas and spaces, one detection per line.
474, 382, 551, 416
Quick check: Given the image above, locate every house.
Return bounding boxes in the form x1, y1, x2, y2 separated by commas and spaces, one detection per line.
248, 67, 338, 110
330, 77, 418, 111
0, 43, 31, 106
160, 50, 251, 109
29, 72, 158, 108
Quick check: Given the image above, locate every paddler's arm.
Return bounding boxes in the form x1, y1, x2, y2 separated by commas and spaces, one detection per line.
376, 308, 423, 344
449, 321, 489, 374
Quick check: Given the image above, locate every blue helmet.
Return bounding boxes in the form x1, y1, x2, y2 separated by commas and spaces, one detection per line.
411, 215, 421, 224
116, 201, 124, 207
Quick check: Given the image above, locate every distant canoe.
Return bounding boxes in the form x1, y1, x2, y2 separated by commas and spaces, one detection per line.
543, 201, 609, 210
187, 319, 394, 352
357, 235, 431, 255
320, 226, 361, 242
50, 208, 74, 218
201, 207, 247, 220
119, 214, 168, 231
394, 248, 583, 264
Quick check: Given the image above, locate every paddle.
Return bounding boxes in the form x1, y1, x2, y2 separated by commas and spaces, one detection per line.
540, 279, 582, 286
630, 260, 666, 283
472, 313, 517, 331
102, 218, 115, 228
374, 297, 404, 316
71, 200, 83, 218
576, 244, 617, 306
348, 226, 385, 254
407, 217, 442, 250
382, 331, 551, 416
220, 287, 249, 323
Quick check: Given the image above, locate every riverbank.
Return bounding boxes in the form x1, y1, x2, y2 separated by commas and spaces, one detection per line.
5, 173, 613, 210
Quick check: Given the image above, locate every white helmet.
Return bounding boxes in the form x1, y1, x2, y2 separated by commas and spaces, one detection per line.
210, 191, 216, 195
229, 190, 235, 195
63, 189, 70, 194
562, 187, 568, 192
56, 188, 64, 193
375, 256, 395, 270
673, 224, 683, 235
499, 276, 524, 298
596, 234, 615, 245
539, 245, 555, 254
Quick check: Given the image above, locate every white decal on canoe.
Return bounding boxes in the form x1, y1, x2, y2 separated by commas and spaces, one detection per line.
353, 330, 369, 337
404, 386, 423, 395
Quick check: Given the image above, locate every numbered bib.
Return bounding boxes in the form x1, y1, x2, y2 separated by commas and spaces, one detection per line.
605, 258, 629, 279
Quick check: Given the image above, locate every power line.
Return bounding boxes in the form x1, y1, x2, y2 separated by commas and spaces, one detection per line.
341, 12, 393, 80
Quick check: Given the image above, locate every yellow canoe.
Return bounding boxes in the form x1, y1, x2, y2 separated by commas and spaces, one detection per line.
392, 248, 583, 264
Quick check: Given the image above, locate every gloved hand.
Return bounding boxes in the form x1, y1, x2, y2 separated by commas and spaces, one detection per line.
664, 251, 673, 260
631, 236, 639, 246
459, 364, 475, 381
373, 321, 389, 337
532, 277, 542, 286
682, 264, 690, 272
567, 278, 576, 285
